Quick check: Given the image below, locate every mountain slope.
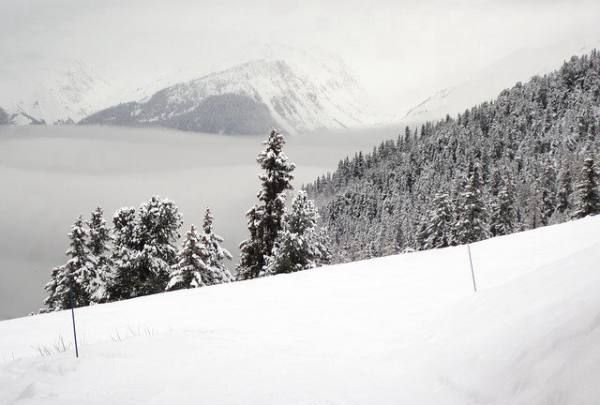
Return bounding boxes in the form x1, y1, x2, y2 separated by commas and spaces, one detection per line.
307, 49, 600, 262
405, 41, 600, 122
80, 57, 369, 135
1, 217, 600, 404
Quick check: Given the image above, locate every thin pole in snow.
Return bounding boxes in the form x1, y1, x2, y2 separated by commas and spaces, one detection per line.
467, 244, 477, 293
70, 292, 79, 358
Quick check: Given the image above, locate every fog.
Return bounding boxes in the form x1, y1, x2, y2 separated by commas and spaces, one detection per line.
0, 125, 403, 319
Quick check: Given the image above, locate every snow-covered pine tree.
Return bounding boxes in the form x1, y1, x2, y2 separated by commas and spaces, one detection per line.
167, 225, 208, 290
110, 197, 183, 299
264, 191, 331, 275
540, 162, 557, 225
423, 193, 454, 249
556, 166, 573, 214
237, 206, 263, 280
86, 207, 112, 303
199, 208, 233, 284
238, 130, 295, 279
107, 207, 137, 300
43, 216, 97, 311
572, 157, 600, 219
453, 164, 489, 245
489, 175, 516, 236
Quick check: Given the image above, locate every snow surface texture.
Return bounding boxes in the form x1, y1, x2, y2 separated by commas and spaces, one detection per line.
1, 216, 600, 404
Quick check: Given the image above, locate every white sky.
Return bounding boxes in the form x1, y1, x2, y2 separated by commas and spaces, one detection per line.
2, 0, 600, 114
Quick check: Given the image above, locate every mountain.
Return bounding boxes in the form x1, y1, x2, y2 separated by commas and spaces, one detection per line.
405, 41, 600, 122
307, 50, 600, 262
1, 216, 600, 403
80, 56, 370, 135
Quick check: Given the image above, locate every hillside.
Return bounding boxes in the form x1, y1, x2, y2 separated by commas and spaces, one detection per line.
307, 49, 600, 262
1, 217, 599, 404
404, 41, 600, 122
80, 56, 369, 135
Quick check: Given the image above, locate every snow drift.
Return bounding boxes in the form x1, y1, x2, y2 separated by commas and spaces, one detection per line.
1, 216, 600, 404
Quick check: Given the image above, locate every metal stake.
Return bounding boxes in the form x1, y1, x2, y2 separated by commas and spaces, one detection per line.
468, 244, 477, 293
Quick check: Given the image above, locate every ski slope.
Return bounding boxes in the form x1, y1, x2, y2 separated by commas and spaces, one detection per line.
1, 217, 600, 404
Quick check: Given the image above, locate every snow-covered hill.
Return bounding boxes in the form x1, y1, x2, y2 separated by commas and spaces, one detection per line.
405, 41, 600, 123
80, 54, 370, 135
2, 216, 600, 404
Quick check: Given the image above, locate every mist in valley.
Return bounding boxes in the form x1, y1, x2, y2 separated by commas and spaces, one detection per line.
0, 124, 403, 319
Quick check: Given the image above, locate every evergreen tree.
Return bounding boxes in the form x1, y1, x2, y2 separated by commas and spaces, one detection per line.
489, 175, 516, 236
238, 130, 295, 279
556, 166, 573, 213
110, 197, 183, 299
265, 191, 331, 274
572, 158, 600, 219
198, 208, 233, 284
86, 207, 112, 302
453, 165, 489, 244
167, 225, 209, 290
107, 207, 137, 300
540, 162, 557, 225
43, 217, 97, 311
423, 193, 454, 249
237, 207, 263, 280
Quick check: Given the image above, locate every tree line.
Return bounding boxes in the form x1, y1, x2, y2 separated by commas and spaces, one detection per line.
305, 49, 600, 262
42, 130, 330, 312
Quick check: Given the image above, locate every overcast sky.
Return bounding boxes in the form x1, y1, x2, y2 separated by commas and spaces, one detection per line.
2, 0, 600, 115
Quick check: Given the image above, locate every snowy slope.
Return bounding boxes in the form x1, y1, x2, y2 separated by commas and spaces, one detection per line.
80, 53, 370, 135
405, 41, 600, 123
2, 216, 600, 404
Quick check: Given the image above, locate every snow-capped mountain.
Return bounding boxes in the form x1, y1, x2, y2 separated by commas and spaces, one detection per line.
0, 59, 114, 125
80, 55, 370, 135
404, 41, 600, 123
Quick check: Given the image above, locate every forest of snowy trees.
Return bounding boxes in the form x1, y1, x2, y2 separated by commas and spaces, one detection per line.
42, 50, 600, 311
306, 50, 600, 263
42, 130, 330, 312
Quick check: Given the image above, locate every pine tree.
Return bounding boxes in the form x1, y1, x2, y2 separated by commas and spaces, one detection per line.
540, 162, 557, 225
265, 191, 331, 274
572, 157, 600, 219
453, 165, 489, 244
86, 207, 112, 303
167, 225, 209, 290
238, 130, 295, 279
110, 197, 183, 299
107, 207, 137, 300
198, 208, 233, 284
43, 216, 97, 311
423, 193, 454, 249
489, 175, 516, 236
556, 166, 573, 213
237, 206, 263, 280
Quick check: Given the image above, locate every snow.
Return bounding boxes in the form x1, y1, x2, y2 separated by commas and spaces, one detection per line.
1, 216, 600, 404
404, 40, 600, 123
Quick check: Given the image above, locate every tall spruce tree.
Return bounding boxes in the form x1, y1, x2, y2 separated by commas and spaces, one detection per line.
489, 175, 516, 236
423, 193, 454, 249
43, 216, 97, 311
86, 207, 112, 302
453, 164, 489, 244
556, 166, 573, 213
238, 130, 295, 279
265, 191, 331, 274
572, 157, 600, 219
